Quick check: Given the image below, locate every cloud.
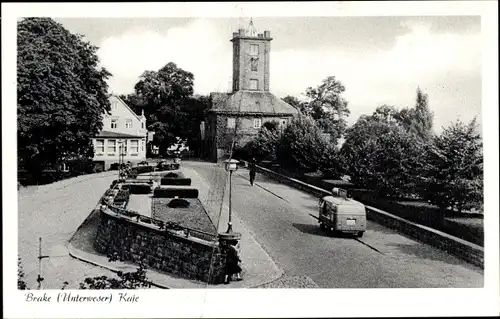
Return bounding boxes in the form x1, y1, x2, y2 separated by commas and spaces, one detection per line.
98, 19, 233, 94
97, 19, 481, 133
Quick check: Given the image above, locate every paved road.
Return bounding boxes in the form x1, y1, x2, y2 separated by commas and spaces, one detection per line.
185, 161, 483, 288
18, 172, 118, 289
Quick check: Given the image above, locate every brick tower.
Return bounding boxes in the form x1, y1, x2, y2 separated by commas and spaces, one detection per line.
231, 19, 272, 92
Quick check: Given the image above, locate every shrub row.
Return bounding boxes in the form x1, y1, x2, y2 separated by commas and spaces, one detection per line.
121, 183, 152, 195
153, 187, 199, 198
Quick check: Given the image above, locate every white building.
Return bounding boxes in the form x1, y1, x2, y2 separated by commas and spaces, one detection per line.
92, 95, 148, 170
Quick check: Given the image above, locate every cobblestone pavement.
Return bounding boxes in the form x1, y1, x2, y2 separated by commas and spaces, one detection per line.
18, 172, 119, 289
184, 161, 484, 288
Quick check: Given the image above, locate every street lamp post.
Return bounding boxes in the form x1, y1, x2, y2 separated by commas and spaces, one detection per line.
118, 140, 123, 179
224, 158, 239, 233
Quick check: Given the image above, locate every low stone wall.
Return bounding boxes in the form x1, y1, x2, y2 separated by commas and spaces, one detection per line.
242, 161, 484, 268
94, 209, 226, 284
365, 206, 484, 268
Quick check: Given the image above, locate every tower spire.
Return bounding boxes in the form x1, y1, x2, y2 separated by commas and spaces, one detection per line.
247, 18, 257, 37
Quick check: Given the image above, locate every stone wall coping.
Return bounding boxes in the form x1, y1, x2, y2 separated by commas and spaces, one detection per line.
100, 207, 219, 248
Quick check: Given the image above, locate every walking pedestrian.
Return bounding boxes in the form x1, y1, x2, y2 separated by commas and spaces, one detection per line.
224, 240, 242, 284
249, 157, 256, 186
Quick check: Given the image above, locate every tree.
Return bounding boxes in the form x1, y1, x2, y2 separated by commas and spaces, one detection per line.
282, 95, 301, 109
302, 76, 350, 140
247, 121, 282, 161
340, 111, 426, 197
277, 115, 339, 173
17, 18, 111, 178
395, 87, 434, 140
132, 62, 197, 154
419, 118, 483, 213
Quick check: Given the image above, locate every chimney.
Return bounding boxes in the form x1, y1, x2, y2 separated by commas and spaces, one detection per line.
232, 32, 238, 39
264, 30, 271, 38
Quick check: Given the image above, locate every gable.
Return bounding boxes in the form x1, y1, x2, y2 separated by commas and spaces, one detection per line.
107, 95, 142, 120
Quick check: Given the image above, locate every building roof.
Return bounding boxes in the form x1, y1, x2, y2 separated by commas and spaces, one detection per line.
96, 131, 145, 138
209, 91, 299, 115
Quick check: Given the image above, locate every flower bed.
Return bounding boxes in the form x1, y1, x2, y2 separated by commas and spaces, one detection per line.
113, 189, 130, 206
152, 198, 217, 238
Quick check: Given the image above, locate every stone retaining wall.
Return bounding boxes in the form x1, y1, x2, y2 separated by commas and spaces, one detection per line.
94, 209, 226, 284
242, 161, 484, 268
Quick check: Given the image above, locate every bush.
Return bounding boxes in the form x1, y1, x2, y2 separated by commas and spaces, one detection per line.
153, 187, 199, 198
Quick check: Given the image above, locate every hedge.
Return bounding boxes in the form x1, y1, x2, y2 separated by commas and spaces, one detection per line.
121, 183, 152, 194
153, 187, 199, 198
160, 178, 192, 186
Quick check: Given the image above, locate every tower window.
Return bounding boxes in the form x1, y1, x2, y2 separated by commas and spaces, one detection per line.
250, 44, 259, 56
249, 79, 259, 90
251, 58, 258, 72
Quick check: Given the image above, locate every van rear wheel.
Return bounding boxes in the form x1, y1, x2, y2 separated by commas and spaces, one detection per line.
320, 223, 326, 230
357, 231, 364, 238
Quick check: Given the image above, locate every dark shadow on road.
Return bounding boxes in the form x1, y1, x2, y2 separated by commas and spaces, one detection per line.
292, 223, 358, 239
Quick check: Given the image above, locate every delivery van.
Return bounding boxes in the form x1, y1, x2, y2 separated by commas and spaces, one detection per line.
317, 188, 366, 238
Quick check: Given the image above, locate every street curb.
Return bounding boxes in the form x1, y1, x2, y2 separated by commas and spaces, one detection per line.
67, 243, 170, 289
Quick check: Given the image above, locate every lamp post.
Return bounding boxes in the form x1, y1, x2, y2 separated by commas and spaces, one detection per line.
223, 158, 239, 234
117, 141, 123, 179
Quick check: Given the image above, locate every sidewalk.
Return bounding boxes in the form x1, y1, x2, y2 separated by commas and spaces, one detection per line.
67, 166, 283, 289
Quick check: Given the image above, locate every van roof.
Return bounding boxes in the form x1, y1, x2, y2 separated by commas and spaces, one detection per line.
322, 195, 364, 207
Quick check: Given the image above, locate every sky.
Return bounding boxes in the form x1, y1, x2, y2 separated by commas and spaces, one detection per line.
55, 16, 482, 133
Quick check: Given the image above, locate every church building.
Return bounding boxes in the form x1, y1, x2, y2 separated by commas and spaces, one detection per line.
202, 21, 299, 161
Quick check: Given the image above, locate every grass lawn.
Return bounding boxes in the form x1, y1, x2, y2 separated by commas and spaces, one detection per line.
151, 198, 217, 235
